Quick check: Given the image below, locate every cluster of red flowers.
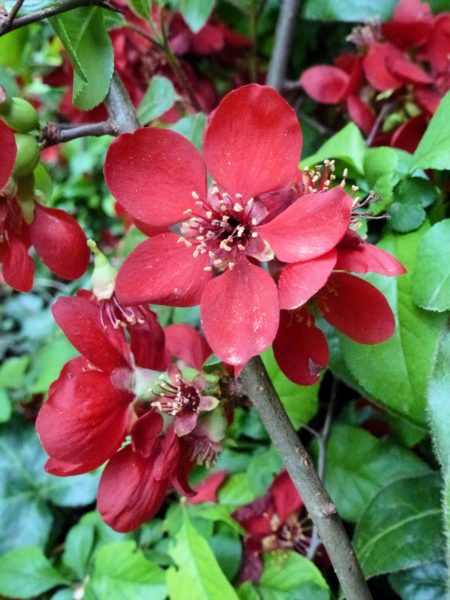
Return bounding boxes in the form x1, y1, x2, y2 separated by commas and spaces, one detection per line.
105, 84, 404, 385
36, 251, 226, 532
300, 0, 450, 151
0, 118, 89, 291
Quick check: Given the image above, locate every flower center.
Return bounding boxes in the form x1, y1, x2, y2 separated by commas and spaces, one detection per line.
152, 372, 201, 416
179, 187, 266, 271
98, 292, 148, 329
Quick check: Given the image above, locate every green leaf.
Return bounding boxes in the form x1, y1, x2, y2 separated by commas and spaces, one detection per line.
354, 474, 445, 578
341, 226, 447, 424
0, 547, 67, 599
429, 331, 450, 473
170, 113, 208, 150
129, 0, 150, 19
0, 389, 12, 423
0, 418, 98, 554
411, 91, 450, 171
51, 7, 114, 110
389, 561, 448, 600
0, 355, 29, 389
137, 76, 177, 125
262, 347, 319, 427
166, 510, 239, 600
411, 220, 450, 311
301, 123, 366, 174
170, 0, 215, 32
86, 541, 166, 600
31, 333, 77, 394
257, 552, 330, 600
62, 523, 95, 580
302, 0, 396, 21
324, 425, 431, 522
218, 472, 258, 506
187, 503, 243, 535
389, 178, 437, 233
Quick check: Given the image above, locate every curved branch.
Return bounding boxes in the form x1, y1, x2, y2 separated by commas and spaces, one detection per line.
239, 357, 372, 600
266, 0, 302, 91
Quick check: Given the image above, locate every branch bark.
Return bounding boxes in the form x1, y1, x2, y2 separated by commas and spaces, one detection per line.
0, 0, 118, 36
266, 0, 302, 91
105, 73, 140, 134
239, 357, 372, 600
41, 120, 115, 146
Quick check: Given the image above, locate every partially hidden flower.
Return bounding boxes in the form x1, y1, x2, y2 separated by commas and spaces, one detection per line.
105, 84, 353, 365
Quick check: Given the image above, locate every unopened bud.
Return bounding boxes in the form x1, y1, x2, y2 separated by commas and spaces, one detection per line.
13, 134, 40, 178
1, 97, 39, 133
87, 239, 117, 300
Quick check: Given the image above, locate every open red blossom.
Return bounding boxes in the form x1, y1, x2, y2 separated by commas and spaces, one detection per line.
274, 272, 396, 386
105, 84, 352, 365
233, 471, 306, 583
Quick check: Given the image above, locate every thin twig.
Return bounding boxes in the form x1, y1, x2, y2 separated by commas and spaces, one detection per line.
0, 0, 25, 32
365, 102, 393, 147
0, 0, 118, 36
266, 0, 302, 91
307, 378, 338, 559
240, 357, 372, 600
41, 120, 116, 147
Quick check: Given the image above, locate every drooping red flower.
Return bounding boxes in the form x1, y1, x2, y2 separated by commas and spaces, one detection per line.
0, 121, 89, 291
233, 471, 307, 583
105, 84, 352, 365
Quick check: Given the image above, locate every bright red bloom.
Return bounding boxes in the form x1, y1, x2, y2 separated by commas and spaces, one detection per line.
233, 471, 306, 583
188, 469, 227, 504
105, 85, 352, 365
0, 121, 89, 291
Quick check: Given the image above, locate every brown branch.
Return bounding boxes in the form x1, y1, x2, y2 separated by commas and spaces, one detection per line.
266, 0, 302, 91
104, 72, 140, 133
41, 120, 116, 147
239, 357, 372, 600
0, 0, 119, 36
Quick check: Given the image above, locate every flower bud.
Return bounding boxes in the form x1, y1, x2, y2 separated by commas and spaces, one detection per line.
1, 97, 39, 133
0, 86, 11, 113
13, 134, 40, 178
87, 239, 118, 300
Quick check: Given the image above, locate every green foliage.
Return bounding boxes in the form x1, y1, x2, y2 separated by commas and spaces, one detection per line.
51, 7, 114, 110
170, 0, 216, 32
323, 424, 431, 522
389, 562, 448, 600
354, 474, 445, 578
302, 0, 397, 21
129, 0, 150, 19
411, 91, 450, 171
341, 226, 447, 424
389, 177, 437, 233
0, 546, 67, 599
166, 509, 239, 599
137, 76, 177, 125
301, 122, 366, 173
412, 220, 450, 311
170, 113, 208, 150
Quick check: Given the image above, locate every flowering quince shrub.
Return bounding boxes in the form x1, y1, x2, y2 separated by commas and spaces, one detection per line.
1, 2, 450, 600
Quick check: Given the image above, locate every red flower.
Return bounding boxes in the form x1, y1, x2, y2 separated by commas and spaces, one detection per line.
0, 120, 89, 291
105, 84, 352, 364
188, 469, 227, 504
233, 471, 306, 583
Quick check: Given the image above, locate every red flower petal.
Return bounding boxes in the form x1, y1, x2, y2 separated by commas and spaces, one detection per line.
165, 323, 211, 370
382, 0, 433, 47
346, 94, 375, 135
363, 43, 403, 91
129, 309, 168, 371
200, 259, 279, 365
30, 203, 89, 280
188, 470, 227, 504
2, 236, 34, 292
336, 239, 406, 277
0, 120, 16, 189
257, 187, 352, 263
203, 84, 302, 198
273, 308, 328, 386
45, 456, 100, 476
36, 369, 132, 469
270, 471, 303, 521
316, 272, 395, 343
97, 445, 169, 532
104, 128, 207, 227
116, 233, 212, 307
390, 114, 428, 153
387, 54, 433, 84
278, 250, 337, 310
300, 66, 350, 103
52, 296, 130, 372
131, 411, 164, 458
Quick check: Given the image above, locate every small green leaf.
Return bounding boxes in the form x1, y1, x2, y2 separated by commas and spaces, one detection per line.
87, 541, 166, 600
170, 113, 208, 150
0, 390, 11, 423
411, 91, 450, 171
389, 177, 437, 233
389, 561, 448, 600
129, 0, 150, 19
341, 226, 447, 424
0, 547, 67, 599
411, 220, 450, 311
262, 347, 319, 427
62, 523, 95, 580
354, 474, 445, 578
137, 76, 177, 125
302, 0, 396, 22
170, 0, 215, 32
31, 333, 77, 394
301, 123, 366, 173
218, 472, 258, 506
166, 510, 239, 600
258, 552, 330, 600
0, 355, 29, 389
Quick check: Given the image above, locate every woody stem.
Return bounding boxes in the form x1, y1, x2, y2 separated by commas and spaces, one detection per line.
239, 357, 372, 600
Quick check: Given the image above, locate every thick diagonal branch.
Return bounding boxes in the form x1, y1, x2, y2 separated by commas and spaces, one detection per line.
239, 357, 372, 600
266, 0, 301, 90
